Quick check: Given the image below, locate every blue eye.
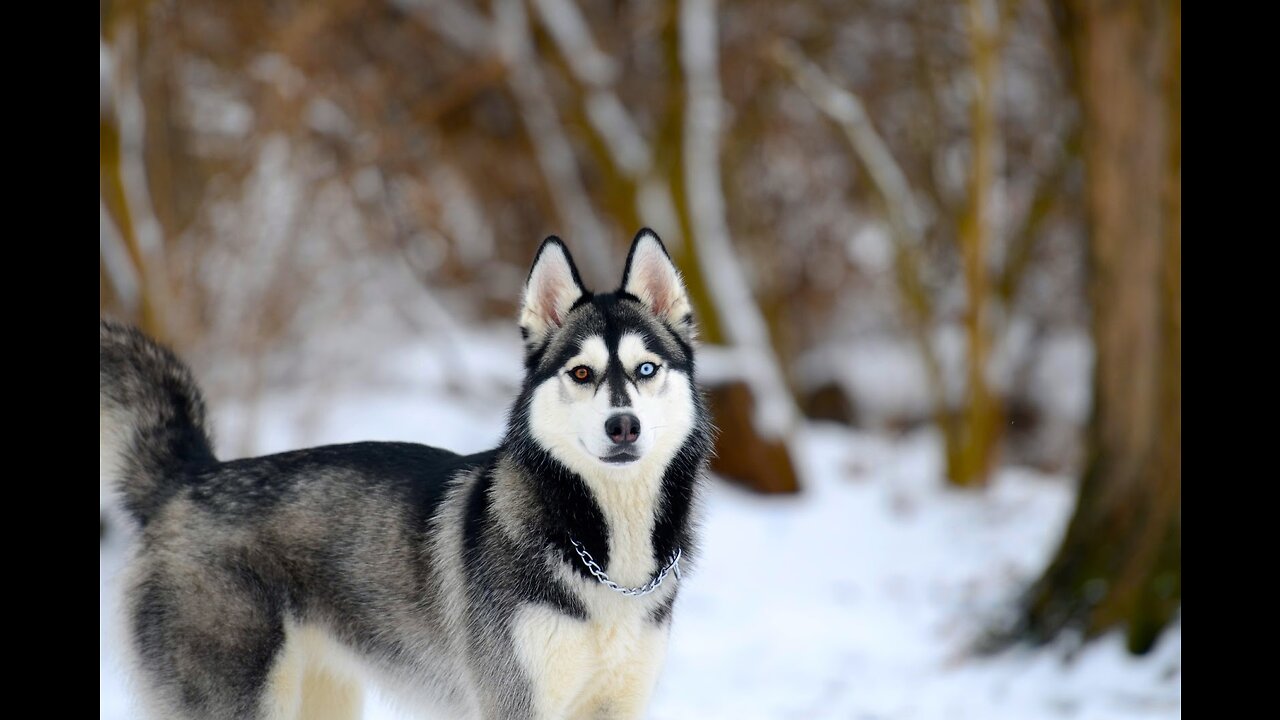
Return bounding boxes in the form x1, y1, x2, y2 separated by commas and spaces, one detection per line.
637, 362, 658, 378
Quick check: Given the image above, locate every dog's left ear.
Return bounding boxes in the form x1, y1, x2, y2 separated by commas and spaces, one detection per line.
621, 229, 695, 339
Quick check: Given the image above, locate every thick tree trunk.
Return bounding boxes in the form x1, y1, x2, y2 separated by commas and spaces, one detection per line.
705, 381, 801, 494
1017, 0, 1180, 654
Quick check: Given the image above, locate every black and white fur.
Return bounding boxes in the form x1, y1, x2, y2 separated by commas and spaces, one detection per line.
100, 229, 713, 720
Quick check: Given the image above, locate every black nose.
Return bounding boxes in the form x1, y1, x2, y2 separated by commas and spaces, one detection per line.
605, 413, 641, 445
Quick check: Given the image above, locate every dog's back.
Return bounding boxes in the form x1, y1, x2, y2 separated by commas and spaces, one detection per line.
101, 321, 495, 719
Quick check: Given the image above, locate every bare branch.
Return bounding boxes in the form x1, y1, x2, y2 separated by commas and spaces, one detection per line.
494, 0, 614, 283
409, 55, 508, 127
529, 0, 684, 255
998, 125, 1079, 304
398, 0, 616, 283
531, 0, 652, 178
100, 199, 141, 314
389, 0, 491, 54
108, 19, 173, 338
530, 0, 618, 87
771, 41, 931, 246
771, 40, 949, 443
682, 0, 797, 437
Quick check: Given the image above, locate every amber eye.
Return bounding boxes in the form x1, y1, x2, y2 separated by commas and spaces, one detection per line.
570, 366, 593, 383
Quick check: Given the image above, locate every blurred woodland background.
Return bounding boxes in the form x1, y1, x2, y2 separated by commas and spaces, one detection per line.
100, 0, 1180, 664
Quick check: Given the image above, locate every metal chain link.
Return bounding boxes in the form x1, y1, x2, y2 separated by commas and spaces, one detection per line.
567, 536, 682, 597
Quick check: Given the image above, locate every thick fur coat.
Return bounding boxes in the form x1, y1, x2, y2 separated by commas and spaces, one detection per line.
100, 230, 713, 719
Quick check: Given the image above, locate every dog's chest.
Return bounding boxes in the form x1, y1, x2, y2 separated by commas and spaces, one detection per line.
511, 600, 669, 717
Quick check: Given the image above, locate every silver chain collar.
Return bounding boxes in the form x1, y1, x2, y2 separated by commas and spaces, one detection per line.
567, 536, 682, 597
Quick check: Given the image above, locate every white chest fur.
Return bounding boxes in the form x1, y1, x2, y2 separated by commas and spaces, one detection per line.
512, 603, 670, 720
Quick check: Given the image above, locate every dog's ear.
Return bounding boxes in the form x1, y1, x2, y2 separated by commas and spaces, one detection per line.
621, 229, 695, 339
520, 237, 587, 348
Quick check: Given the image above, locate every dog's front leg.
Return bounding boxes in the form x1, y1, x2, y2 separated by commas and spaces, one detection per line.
511, 604, 595, 719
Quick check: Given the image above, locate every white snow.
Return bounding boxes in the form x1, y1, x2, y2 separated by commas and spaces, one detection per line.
100, 333, 1179, 720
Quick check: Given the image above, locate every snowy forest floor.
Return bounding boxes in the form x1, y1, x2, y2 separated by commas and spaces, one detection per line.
100, 330, 1180, 720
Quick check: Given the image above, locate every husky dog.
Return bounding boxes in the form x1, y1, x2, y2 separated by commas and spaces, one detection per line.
100, 230, 713, 720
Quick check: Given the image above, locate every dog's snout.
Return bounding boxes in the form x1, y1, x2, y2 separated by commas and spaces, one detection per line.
605, 413, 641, 445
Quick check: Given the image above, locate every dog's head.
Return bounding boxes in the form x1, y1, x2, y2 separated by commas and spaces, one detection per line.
514, 229, 703, 481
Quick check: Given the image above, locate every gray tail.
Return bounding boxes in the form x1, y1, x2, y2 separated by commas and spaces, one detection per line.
100, 319, 217, 526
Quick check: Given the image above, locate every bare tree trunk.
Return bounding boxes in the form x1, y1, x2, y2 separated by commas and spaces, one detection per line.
677, 0, 800, 493
1015, 0, 1180, 654
948, 0, 1004, 487
774, 28, 1006, 488
101, 10, 170, 340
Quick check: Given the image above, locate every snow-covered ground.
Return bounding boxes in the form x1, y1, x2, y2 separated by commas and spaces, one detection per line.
100, 332, 1180, 720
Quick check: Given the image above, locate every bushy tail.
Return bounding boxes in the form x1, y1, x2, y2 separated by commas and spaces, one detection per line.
100, 320, 217, 527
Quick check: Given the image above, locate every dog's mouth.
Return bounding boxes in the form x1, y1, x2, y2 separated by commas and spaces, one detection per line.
580, 439, 642, 466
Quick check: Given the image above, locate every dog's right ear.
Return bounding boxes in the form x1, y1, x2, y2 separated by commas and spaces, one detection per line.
519, 237, 587, 349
